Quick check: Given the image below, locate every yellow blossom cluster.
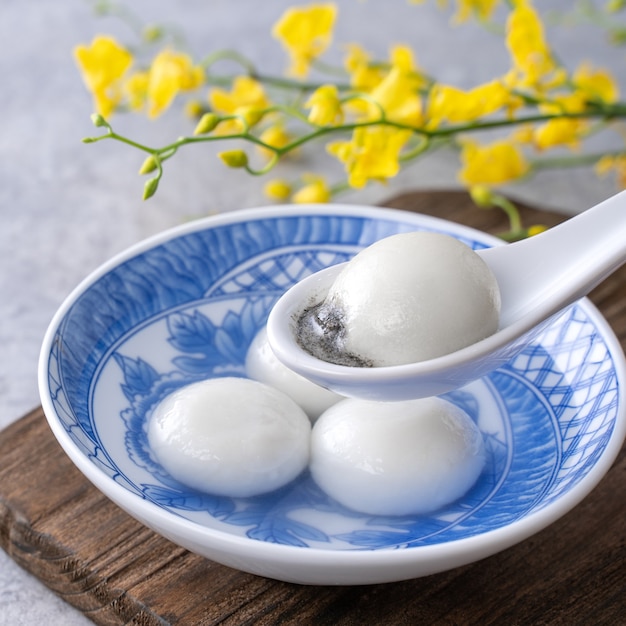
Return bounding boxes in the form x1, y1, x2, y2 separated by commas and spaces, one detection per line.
75, 37, 204, 118
75, 1, 626, 231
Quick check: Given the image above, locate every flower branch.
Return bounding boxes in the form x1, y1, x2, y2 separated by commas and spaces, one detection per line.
75, 1, 626, 238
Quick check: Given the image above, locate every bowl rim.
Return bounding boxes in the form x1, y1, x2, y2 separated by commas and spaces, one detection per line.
38, 203, 626, 570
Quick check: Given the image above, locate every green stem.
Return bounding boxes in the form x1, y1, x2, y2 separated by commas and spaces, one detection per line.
329, 180, 351, 196
245, 152, 279, 176
497, 228, 533, 243
108, 131, 159, 154
200, 49, 257, 75
491, 195, 523, 234
82, 93, 626, 203
200, 50, 352, 92
272, 119, 389, 155
203, 71, 352, 93
90, 0, 145, 37
89, 103, 626, 160
252, 73, 352, 93
530, 150, 625, 170
399, 136, 431, 162
427, 107, 626, 137
310, 58, 349, 78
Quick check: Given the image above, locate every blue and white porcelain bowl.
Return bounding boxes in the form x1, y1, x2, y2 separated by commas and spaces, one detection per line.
39, 204, 626, 585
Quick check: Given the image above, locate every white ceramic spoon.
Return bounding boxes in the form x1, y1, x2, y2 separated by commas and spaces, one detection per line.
267, 190, 626, 401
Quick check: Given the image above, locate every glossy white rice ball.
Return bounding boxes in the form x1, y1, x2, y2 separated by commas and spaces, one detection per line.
321, 231, 501, 366
148, 377, 311, 497
310, 396, 485, 516
245, 326, 343, 421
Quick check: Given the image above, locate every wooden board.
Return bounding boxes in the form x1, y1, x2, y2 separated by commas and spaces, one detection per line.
1, 190, 625, 625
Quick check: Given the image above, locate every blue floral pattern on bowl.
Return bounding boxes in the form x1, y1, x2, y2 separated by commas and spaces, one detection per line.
44, 210, 623, 552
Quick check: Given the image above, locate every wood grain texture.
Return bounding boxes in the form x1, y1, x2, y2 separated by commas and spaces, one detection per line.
1, 190, 624, 625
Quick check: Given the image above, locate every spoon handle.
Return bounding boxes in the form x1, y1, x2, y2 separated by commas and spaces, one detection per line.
479, 190, 626, 327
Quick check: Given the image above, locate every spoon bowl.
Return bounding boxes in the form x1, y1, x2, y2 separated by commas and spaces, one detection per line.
267, 191, 626, 401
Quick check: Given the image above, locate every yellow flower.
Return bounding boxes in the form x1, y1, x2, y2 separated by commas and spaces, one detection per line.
258, 124, 292, 158
533, 119, 586, 151
260, 124, 291, 149
389, 45, 419, 74
459, 139, 530, 185
510, 124, 536, 144
305, 85, 344, 125
235, 106, 266, 128
364, 47, 423, 125
344, 45, 411, 119
343, 44, 384, 91
368, 69, 422, 125
426, 79, 514, 128
596, 155, 626, 188
292, 175, 331, 203
74, 35, 133, 116
209, 76, 270, 133
534, 92, 588, 150
272, 3, 337, 77
345, 45, 425, 123
453, 0, 500, 24
264, 179, 292, 200
505, 2, 559, 90
572, 62, 619, 104
123, 71, 149, 112
531, 67, 618, 151
328, 126, 411, 188
147, 49, 204, 118
595, 155, 613, 176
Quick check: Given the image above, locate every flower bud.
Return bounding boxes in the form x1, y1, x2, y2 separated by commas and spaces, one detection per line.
139, 155, 158, 175
236, 106, 265, 128
264, 179, 292, 200
90, 113, 108, 128
143, 176, 159, 200
305, 85, 343, 126
469, 185, 495, 208
193, 112, 220, 135
292, 175, 331, 203
607, 0, 626, 12
218, 150, 249, 168
185, 100, 205, 119
610, 27, 626, 45
527, 224, 548, 237
142, 24, 164, 43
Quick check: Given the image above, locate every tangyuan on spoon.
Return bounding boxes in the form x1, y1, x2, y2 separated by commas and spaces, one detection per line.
267, 190, 626, 401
